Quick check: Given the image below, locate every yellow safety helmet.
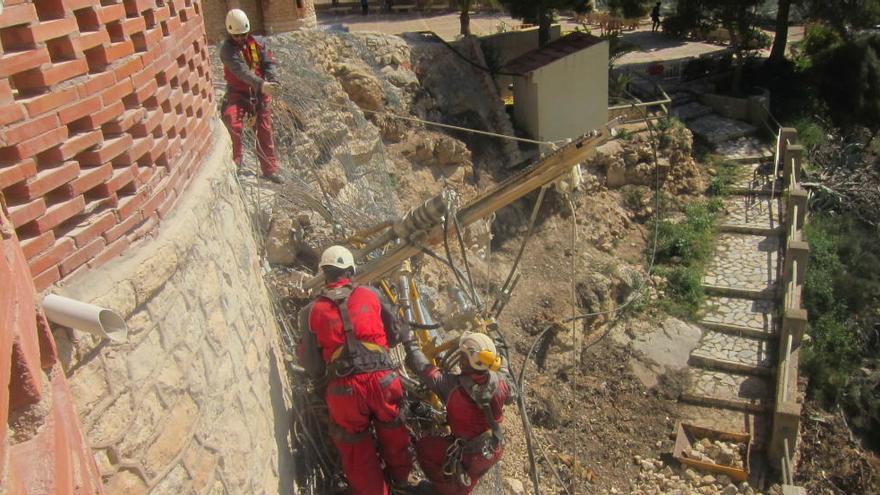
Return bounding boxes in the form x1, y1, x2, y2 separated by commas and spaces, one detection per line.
459, 332, 501, 372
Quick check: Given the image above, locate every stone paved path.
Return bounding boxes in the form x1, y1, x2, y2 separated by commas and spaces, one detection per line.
681, 143, 783, 457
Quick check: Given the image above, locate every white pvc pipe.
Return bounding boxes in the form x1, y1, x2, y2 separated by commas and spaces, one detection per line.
42, 294, 128, 343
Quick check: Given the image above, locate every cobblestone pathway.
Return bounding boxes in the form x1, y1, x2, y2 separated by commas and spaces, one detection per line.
682, 155, 783, 448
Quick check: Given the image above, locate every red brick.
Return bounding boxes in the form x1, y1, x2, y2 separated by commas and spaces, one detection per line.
0, 113, 59, 145
122, 0, 154, 16
0, 3, 37, 29
130, 64, 156, 90
27, 237, 74, 277
165, 16, 183, 35
116, 190, 148, 220
20, 231, 55, 259
0, 159, 36, 189
112, 56, 143, 82
11, 59, 89, 91
0, 48, 51, 79
156, 186, 178, 219
8, 198, 46, 228
77, 71, 116, 98
146, 135, 168, 162
141, 184, 167, 218
59, 237, 105, 276
5, 161, 80, 202
62, 211, 115, 247
32, 266, 61, 291
102, 107, 145, 134
95, 3, 125, 24
153, 5, 171, 23
74, 29, 111, 53
1, 126, 68, 162
2, 17, 78, 45
124, 79, 158, 107
88, 235, 129, 268
0, 103, 26, 128
20, 86, 78, 118
132, 27, 163, 53
77, 135, 132, 166
73, 100, 123, 131
100, 77, 133, 106
57, 95, 102, 126
65, 163, 112, 196
103, 208, 142, 242
92, 164, 134, 196
63, 0, 96, 10
127, 211, 158, 241
124, 136, 153, 165
0, 80, 13, 103
85, 40, 134, 67
45, 130, 103, 162
154, 85, 172, 106
120, 16, 146, 36
28, 195, 85, 234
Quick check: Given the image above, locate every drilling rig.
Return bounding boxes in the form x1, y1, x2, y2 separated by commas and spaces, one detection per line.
291, 125, 612, 492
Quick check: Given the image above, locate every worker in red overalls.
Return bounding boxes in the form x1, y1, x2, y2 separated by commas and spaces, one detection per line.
219, 9, 283, 183
299, 246, 415, 494
403, 331, 515, 494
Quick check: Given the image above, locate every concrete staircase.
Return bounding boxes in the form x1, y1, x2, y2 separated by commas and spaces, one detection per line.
681, 160, 782, 448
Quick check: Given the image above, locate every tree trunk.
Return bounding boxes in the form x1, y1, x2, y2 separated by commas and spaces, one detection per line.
768, 0, 792, 64
538, 4, 552, 46
459, 0, 471, 36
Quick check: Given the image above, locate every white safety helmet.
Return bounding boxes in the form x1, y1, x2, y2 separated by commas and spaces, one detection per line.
319, 245, 355, 271
225, 9, 250, 35
459, 332, 501, 372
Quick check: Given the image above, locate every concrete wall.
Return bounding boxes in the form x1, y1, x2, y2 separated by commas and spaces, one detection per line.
515, 40, 609, 142
52, 127, 294, 494
512, 75, 540, 140
0, 0, 215, 292
1, 201, 103, 494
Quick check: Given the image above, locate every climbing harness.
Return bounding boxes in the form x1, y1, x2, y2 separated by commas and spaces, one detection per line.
319, 284, 394, 377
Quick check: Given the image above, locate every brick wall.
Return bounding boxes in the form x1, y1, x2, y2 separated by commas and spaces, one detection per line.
0, 0, 216, 292
1, 201, 103, 494
203, 0, 317, 43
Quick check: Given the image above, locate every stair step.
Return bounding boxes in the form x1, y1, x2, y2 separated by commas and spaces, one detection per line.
688, 114, 758, 144
672, 101, 712, 121
702, 233, 780, 296
698, 320, 777, 340
690, 330, 776, 376
714, 137, 774, 162
700, 295, 777, 337
718, 195, 781, 233
681, 368, 774, 413
679, 404, 771, 449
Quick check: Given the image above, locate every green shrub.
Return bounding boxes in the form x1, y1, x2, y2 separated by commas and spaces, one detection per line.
658, 266, 705, 317
794, 118, 827, 152
802, 22, 843, 58
623, 187, 644, 211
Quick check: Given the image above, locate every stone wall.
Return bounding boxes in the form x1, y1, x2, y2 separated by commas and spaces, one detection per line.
52, 127, 294, 494
0, 0, 215, 292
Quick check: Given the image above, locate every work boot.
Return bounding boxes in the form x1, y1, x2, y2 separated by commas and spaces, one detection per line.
263, 173, 284, 184
391, 480, 432, 495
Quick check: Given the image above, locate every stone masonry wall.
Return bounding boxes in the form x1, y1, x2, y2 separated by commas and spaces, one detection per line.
0, 0, 215, 292
51, 128, 295, 494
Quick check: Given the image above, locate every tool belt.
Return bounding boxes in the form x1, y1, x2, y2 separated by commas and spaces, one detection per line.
322, 284, 394, 377
441, 430, 500, 486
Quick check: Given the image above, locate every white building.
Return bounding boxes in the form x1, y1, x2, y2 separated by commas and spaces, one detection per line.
502, 32, 609, 142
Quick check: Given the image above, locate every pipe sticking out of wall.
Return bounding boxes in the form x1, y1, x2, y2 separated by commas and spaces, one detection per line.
42, 294, 129, 343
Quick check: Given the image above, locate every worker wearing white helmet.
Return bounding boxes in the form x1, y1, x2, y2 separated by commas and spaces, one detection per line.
403, 329, 516, 494
298, 245, 416, 494
219, 9, 284, 183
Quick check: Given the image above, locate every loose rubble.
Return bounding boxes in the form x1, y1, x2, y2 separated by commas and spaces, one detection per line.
616, 455, 782, 495
683, 438, 746, 469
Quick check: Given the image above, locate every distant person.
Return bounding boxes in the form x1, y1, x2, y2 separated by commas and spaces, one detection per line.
220, 9, 283, 183
651, 2, 662, 32
361, 0, 369, 15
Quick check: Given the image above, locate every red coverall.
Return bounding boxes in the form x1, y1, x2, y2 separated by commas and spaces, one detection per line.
405, 345, 514, 495
299, 279, 413, 495
219, 34, 279, 176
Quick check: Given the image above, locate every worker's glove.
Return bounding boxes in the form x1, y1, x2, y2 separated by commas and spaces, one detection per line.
261, 81, 280, 97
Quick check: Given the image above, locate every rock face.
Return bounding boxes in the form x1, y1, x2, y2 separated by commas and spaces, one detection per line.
586, 121, 704, 194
